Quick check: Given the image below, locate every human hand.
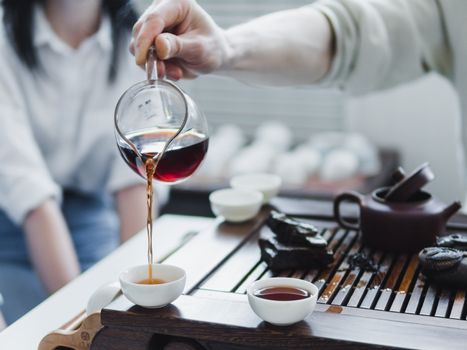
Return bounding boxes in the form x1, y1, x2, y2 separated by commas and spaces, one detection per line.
130, 0, 230, 80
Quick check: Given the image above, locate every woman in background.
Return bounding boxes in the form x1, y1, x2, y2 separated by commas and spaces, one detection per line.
0, 0, 166, 325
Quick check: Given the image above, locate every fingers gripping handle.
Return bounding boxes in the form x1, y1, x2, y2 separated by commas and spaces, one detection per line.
333, 191, 363, 231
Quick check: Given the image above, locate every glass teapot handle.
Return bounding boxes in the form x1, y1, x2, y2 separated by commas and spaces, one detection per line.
145, 44, 173, 126
146, 45, 159, 81
144, 45, 189, 163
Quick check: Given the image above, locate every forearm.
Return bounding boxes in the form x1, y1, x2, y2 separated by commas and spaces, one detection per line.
116, 185, 157, 243
24, 200, 80, 294
220, 6, 335, 86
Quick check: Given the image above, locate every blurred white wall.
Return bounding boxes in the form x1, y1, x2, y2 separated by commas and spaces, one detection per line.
346, 74, 465, 203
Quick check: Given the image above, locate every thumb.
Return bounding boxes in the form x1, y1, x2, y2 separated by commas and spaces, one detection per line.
156, 33, 195, 61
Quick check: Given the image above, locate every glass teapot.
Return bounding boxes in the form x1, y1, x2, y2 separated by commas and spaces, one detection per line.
114, 46, 209, 184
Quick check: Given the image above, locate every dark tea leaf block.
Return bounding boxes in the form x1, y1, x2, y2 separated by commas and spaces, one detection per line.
259, 211, 334, 271
266, 210, 327, 248
259, 229, 333, 271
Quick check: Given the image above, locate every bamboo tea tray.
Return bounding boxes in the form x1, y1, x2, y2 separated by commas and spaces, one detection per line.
42, 201, 467, 350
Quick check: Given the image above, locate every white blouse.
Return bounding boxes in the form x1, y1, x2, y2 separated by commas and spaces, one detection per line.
0, 8, 166, 225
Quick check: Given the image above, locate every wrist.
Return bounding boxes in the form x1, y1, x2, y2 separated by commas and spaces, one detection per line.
217, 28, 236, 72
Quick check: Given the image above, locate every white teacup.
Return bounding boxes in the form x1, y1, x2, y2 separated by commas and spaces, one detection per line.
119, 264, 186, 308
247, 277, 318, 326
209, 188, 263, 222
230, 173, 282, 204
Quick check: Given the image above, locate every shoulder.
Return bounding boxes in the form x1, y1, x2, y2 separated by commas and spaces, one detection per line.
0, 7, 23, 66
0, 8, 28, 101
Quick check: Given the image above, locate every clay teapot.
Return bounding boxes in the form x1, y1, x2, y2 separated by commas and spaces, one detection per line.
333, 164, 461, 253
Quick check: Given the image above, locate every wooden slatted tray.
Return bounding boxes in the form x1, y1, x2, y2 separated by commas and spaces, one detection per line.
69, 203, 467, 349
193, 221, 467, 321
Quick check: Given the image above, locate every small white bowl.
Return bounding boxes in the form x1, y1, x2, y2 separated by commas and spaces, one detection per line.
247, 277, 318, 326
209, 188, 263, 222
119, 264, 186, 308
230, 173, 282, 204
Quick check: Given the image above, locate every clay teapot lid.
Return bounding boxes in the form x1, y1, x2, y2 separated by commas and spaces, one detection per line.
385, 163, 434, 202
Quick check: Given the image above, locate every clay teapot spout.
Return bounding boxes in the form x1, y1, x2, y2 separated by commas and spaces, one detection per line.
442, 201, 462, 220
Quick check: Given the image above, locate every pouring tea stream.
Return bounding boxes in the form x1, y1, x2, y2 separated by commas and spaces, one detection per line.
114, 45, 208, 285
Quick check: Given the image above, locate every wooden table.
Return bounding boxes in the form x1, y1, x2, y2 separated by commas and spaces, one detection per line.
0, 215, 214, 350
87, 200, 467, 350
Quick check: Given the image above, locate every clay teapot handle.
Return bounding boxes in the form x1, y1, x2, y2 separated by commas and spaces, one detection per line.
333, 191, 363, 231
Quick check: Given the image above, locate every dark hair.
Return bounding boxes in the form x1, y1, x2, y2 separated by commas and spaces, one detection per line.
2, 0, 138, 82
